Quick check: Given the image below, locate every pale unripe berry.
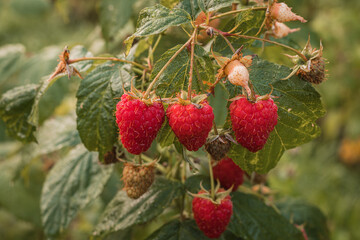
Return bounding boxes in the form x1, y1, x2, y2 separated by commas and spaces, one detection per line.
270, 2, 306, 23
224, 60, 251, 95
273, 22, 300, 39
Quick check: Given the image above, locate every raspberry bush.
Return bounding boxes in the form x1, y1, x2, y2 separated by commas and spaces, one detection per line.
0, 0, 330, 239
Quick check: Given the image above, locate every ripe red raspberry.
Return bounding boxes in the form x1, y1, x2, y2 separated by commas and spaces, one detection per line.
213, 157, 244, 191
122, 162, 155, 199
192, 189, 233, 238
166, 100, 214, 151
229, 96, 278, 152
116, 94, 164, 155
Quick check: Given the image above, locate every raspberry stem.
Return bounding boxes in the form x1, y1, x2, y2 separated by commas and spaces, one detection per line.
204, 26, 308, 62
213, 121, 218, 135
67, 57, 147, 70
209, 6, 267, 20
233, 34, 308, 62
208, 157, 215, 200
143, 30, 196, 99
187, 27, 198, 101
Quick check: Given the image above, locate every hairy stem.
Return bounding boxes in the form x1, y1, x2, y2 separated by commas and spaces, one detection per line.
68, 57, 147, 70
208, 157, 215, 200
219, 33, 235, 53
143, 31, 195, 99
207, 26, 308, 62
210, 6, 267, 20
213, 121, 218, 135
234, 34, 308, 62
187, 28, 197, 101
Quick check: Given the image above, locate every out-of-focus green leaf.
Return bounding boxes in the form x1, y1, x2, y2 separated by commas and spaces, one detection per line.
0, 44, 25, 86
124, 4, 191, 54
18, 46, 60, 85
76, 62, 132, 158
10, 0, 50, 16
153, 45, 214, 97
276, 199, 330, 240
94, 177, 184, 236
228, 192, 303, 240
37, 115, 81, 155
0, 84, 38, 142
99, 0, 136, 42
0, 154, 44, 227
41, 145, 114, 237
176, 0, 233, 19
227, 58, 326, 173
160, 0, 180, 9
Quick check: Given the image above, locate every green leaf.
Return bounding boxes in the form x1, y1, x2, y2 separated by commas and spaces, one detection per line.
227, 58, 326, 173
41, 145, 114, 237
17, 46, 61, 85
94, 177, 184, 236
147, 219, 239, 240
76, 62, 132, 158
157, 118, 176, 147
0, 154, 44, 227
99, 0, 136, 41
28, 45, 92, 127
228, 192, 303, 240
37, 115, 81, 155
124, 4, 191, 54
0, 44, 25, 86
184, 174, 210, 193
177, 0, 233, 19
146, 219, 208, 240
154, 45, 214, 97
276, 199, 330, 240
0, 84, 38, 142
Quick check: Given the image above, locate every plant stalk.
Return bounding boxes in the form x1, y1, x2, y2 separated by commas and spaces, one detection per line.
143, 31, 195, 99
210, 7, 267, 20
68, 57, 147, 70
187, 28, 197, 101
208, 157, 215, 200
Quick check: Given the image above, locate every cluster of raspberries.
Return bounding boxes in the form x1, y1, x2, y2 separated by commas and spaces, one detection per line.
115, 93, 278, 156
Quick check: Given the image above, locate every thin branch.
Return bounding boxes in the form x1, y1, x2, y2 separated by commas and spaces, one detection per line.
187, 28, 198, 101
210, 6, 267, 20
234, 34, 308, 62
219, 33, 235, 53
68, 57, 147, 70
206, 26, 308, 62
143, 31, 196, 99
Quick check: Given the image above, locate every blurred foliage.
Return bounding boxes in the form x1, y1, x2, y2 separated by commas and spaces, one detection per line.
0, 0, 359, 239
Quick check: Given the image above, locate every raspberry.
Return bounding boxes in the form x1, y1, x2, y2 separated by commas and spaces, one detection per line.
116, 94, 165, 155
205, 135, 231, 161
192, 189, 233, 238
212, 157, 244, 191
297, 57, 326, 84
224, 60, 251, 96
122, 162, 155, 199
229, 96, 278, 152
272, 22, 300, 39
166, 100, 214, 151
270, 1, 307, 23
